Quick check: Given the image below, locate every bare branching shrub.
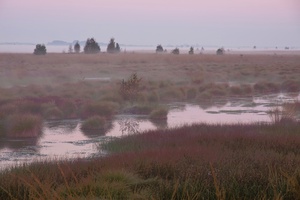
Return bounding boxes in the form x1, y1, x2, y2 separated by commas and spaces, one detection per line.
119, 73, 142, 103
268, 101, 298, 124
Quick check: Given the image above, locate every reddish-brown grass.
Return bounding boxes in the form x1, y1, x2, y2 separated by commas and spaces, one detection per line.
1, 123, 300, 199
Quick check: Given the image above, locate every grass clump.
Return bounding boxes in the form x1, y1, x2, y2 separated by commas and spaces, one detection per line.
43, 106, 64, 119
80, 101, 119, 119
5, 114, 42, 138
81, 116, 106, 130
149, 107, 168, 119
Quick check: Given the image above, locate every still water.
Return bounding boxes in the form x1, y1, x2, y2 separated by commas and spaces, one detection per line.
0, 93, 298, 170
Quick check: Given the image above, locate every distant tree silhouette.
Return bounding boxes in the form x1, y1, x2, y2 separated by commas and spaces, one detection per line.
33, 44, 47, 55
74, 42, 80, 53
84, 38, 100, 54
156, 45, 164, 53
216, 48, 225, 55
115, 43, 121, 53
172, 48, 179, 55
107, 38, 121, 53
189, 47, 194, 55
107, 38, 115, 53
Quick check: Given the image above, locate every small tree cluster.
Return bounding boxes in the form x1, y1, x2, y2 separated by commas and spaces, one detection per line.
74, 42, 80, 53
33, 44, 47, 55
216, 48, 225, 55
172, 48, 179, 55
107, 38, 121, 53
119, 73, 142, 103
156, 45, 164, 53
84, 38, 100, 54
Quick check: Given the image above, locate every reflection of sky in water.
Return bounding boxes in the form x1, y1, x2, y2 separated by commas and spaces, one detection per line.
1, 93, 299, 170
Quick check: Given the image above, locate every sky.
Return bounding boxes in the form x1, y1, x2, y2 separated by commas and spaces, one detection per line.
0, 0, 299, 47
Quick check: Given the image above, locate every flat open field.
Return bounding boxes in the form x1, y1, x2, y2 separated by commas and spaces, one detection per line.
1, 52, 300, 87
0, 52, 300, 103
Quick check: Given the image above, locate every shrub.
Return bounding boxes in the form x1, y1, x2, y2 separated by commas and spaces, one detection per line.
0, 121, 5, 137
81, 101, 119, 119
43, 106, 64, 119
216, 48, 224, 55
84, 38, 100, 54
254, 82, 280, 93
119, 73, 142, 103
186, 87, 197, 100
18, 100, 42, 114
281, 80, 300, 92
160, 87, 184, 101
60, 99, 78, 118
0, 103, 17, 119
147, 91, 160, 103
149, 108, 168, 119
81, 115, 106, 130
5, 114, 42, 138
33, 44, 47, 55
123, 104, 154, 115
172, 48, 179, 55
229, 86, 243, 95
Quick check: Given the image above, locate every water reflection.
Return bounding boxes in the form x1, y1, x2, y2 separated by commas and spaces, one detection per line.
0, 138, 39, 150
197, 98, 229, 110
45, 119, 79, 133
118, 118, 140, 135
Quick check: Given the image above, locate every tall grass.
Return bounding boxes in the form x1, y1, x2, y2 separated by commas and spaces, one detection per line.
1, 123, 300, 199
5, 114, 43, 138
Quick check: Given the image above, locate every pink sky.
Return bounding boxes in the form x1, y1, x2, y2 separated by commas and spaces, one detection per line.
0, 0, 299, 46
